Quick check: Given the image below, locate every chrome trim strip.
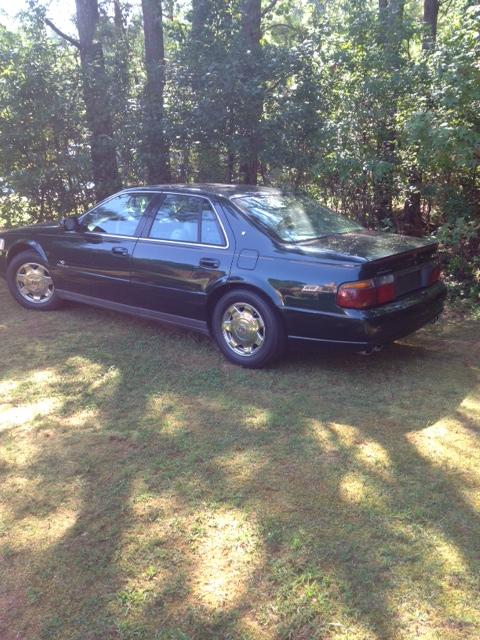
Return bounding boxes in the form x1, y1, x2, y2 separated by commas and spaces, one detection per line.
288, 335, 367, 345
136, 237, 229, 249
78, 232, 139, 240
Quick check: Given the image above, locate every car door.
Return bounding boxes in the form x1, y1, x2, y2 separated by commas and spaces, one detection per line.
50, 192, 157, 303
130, 192, 235, 321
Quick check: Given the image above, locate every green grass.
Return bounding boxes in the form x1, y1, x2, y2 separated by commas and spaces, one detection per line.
0, 281, 479, 640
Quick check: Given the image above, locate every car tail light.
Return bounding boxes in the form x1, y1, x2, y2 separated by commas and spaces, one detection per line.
428, 264, 441, 285
376, 274, 396, 304
337, 274, 396, 309
336, 279, 377, 309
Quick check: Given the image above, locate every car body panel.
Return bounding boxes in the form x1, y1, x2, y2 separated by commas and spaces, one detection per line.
49, 231, 140, 302
285, 230, 434, 263
129, 239, 236, 320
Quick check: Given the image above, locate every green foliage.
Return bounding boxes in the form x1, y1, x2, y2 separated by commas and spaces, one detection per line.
0, 4, 92, 220
0, 0, 478, 297
0, 192, 38, 229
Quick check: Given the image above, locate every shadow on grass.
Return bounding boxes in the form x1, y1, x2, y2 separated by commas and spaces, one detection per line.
0, 293, 479, 639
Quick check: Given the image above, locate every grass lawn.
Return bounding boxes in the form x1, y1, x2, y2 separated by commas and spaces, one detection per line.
0, 280, 479, 640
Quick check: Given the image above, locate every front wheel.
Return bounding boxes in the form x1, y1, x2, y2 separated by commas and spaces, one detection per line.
6, 251, 63, 311
212, 289, 285, 368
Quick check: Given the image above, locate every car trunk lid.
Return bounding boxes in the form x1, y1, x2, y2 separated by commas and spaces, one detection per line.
295, 230, 439, 302
297, 230, 436, 261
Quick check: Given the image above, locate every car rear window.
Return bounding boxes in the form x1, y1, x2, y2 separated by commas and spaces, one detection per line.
233, 193, 363, 243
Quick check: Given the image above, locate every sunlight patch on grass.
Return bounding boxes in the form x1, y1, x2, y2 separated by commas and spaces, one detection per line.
0, 396, 60, 432
65, 355, 121, 393
60, 407, 99, 430
424, 530, 469, 574
407, 413, 480, 509
339, 472, 368, 505
244, 407, 271, 430
144, 394, 187, 433
459, 393, 480, 424
0, 367, 59, 397
190, 508, 262, 610
354, 439, 392, 470
309, 418, 342, 452
328, 421, 363, 445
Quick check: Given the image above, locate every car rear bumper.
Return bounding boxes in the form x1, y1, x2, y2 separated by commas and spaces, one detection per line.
283, 282, 447, 349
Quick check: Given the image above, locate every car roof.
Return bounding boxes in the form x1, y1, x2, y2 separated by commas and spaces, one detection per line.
121, 183, 281, 199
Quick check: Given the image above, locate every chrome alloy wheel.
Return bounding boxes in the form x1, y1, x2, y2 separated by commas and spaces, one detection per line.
222, 302, 266, 356
15, 263, 54, 304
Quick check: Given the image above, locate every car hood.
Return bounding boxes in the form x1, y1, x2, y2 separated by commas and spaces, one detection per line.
290, 230, 437, 263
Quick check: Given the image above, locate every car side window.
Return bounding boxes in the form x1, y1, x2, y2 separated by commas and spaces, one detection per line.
149, 194, 225, 246
200, 209, 224, 246
82, 193, 154, 236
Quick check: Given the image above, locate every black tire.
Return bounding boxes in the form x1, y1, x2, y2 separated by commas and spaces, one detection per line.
212, 289, 286, 368
6, 250, 63, 311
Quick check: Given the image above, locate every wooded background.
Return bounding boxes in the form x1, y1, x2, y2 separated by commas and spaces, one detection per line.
0, 0, 478, 297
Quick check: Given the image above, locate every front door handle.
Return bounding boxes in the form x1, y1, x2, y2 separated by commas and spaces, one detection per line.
199, 257, 220, 269
112, 246, 129, 256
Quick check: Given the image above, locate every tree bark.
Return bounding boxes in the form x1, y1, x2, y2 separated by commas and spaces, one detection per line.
75, 0, 121, 200
191, 0, 218, 181
374, 0, 405, 223
239, 0, 262, 185
141, 0, 171, 183
402, 168, 424, 235
112, 0, 135, 180
423, 0, 440, 50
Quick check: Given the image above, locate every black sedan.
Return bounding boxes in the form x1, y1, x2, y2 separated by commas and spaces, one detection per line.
0, 184, 446, 367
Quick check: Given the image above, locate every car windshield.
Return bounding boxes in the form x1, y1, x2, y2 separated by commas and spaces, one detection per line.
233, 193, 364, 243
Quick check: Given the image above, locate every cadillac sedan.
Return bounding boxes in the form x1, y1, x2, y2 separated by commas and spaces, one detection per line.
0, 184, 446, 367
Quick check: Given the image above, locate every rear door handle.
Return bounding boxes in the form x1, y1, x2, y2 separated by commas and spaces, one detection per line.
199, 257, 220, 269
112, 246, 129, 256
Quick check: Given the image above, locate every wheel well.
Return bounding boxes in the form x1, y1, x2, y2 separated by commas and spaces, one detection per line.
206, 283, 286, 334
7, 243, 41, 265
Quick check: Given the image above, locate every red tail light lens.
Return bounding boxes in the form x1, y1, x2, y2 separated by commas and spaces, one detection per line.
376, 274, 396, 304
337, 274, 396, 309
336, 279, 377, 309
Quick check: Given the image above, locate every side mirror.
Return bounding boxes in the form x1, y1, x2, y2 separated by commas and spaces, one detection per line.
61, 216, 80, 232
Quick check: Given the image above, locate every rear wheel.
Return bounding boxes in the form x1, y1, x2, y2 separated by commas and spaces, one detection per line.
212, 289, 285, 368
6, 251, 63, 311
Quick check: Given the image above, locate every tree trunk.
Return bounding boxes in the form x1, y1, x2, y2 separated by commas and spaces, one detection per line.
374, 0, 405, 223
402, 168, 424, 236
423, 0, 440, 50
141, 0, 171, 183
112, 0, 135, 181
239, 0, 262, 185
192, 0, 209, 44
75, 0, 121, 200
191, 0, 217, 181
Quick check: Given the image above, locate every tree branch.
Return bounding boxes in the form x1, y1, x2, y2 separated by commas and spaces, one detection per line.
45, 18, 80, 48
261, 0, 280, 18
